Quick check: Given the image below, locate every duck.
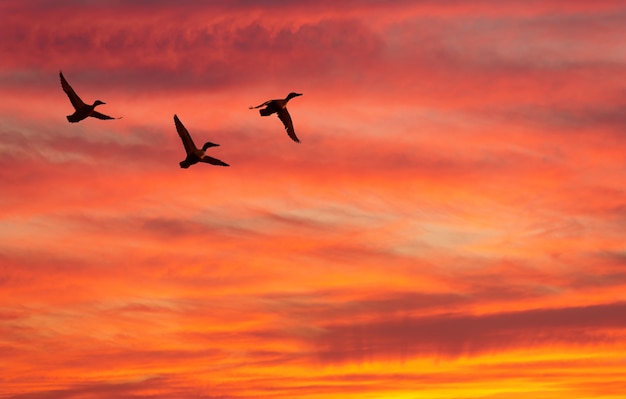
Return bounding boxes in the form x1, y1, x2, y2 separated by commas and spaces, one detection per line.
174, 114, 229, 169
59, 71, 121, 123
249, 92, 302, 143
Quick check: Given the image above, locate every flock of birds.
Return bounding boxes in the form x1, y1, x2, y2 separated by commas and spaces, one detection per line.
59, 71, 303, 168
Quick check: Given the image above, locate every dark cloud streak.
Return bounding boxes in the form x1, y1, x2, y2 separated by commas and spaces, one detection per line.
316, 302, 626, 362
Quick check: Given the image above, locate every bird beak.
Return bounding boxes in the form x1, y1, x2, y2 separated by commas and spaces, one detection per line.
295, 93, 303, 96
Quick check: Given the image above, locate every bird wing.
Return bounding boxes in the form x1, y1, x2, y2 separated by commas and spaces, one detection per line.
277, 108, 300, 143
249, 100, 272, 109
59, 71, 86, 110
201, 156, 229, 167
90, 111, 120, 120
174, 115, 198, 155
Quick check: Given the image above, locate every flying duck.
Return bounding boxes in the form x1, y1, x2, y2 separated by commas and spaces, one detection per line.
59, 71, 121, 123
174, 114, 229, 169
249, 92, 302, 143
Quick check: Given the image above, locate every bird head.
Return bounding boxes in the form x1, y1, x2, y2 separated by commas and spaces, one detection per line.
286, 92, 302, 100
93, 100, 106, 106
202, 142, 220, 151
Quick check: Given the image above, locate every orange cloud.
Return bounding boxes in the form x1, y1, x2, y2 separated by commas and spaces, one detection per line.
2, 1, 626, 398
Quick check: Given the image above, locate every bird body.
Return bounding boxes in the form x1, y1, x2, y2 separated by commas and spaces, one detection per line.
65, 100, 106, 123
59, 71, 121, 123
250, 92, 302, 142
174, 115, 229, 169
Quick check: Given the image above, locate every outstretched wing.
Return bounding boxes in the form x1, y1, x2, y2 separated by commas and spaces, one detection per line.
249, 100, 272, 109
277, 108, 300, 143
90, 111, 120, 120
174, 115, 197, 155
59, 71, 85, 110
201, 156, 229, 167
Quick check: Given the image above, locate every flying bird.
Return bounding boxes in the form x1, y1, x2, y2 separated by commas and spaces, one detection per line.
174, 114, 229, 169
249, 92, 302, 143
59, 71, 121, 123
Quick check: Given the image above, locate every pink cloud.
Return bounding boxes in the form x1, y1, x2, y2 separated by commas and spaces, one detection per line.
314, 302, 626, 362
2, 1, 626, 398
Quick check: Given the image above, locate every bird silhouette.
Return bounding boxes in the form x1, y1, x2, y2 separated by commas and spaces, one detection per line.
174, 115, 229, 169
59, 71, 121, 123
249, 92, 302, 143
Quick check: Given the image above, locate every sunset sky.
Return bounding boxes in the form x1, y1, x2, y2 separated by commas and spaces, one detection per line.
1, 1, 626, 398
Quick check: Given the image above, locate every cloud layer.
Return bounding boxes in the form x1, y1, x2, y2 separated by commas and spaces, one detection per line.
1, 1, 626, 398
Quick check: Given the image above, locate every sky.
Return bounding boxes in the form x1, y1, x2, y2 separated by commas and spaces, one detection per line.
1, 0, 626, 398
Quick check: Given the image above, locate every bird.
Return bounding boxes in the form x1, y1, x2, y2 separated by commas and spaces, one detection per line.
249, 92, 302, 143
59, 71, 121, 123
174, 114, 229, 169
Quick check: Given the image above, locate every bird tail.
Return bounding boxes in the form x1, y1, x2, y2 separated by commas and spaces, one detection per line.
259, 108, 272, 116
179, 160, 191, 169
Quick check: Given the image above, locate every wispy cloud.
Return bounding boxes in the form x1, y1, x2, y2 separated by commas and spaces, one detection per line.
315, 302, 626, 362
2, 0, 626, 398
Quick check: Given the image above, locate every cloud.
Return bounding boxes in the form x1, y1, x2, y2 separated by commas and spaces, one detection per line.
3, 0, 622, 102
2, 375, 235, 399
315, 302, 626, 362
2, 2, 626, 398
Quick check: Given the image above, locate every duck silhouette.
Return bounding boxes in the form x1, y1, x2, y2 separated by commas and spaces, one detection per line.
249, 92, 302, 143
59, 71, 121, 123
174, 115, 229, 169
